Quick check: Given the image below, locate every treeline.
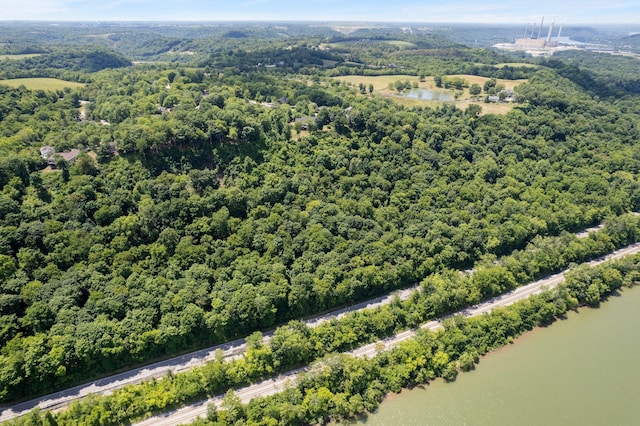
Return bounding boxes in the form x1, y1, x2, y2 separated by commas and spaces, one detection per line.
2, 64, 640, 402
0, 83, 85, 171
0, 46, 130, 80
541, 51, 640, 98
209, 256, 637, 426
7, 227, 640, 426
324, 47, 537, 80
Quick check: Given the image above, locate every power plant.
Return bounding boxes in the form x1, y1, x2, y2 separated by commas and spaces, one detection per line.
494, 17, 569, 56
513, 17, 563, 49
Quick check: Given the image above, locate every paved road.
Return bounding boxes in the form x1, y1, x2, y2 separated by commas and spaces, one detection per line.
0, 279, 416, 421
136, 368, 304, 426
1, 220, 636, 422
136, 242, 640, 426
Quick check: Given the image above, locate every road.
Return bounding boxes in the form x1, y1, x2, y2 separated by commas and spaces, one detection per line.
136, 242, 640, 426
1, 221, 635, 422
0, 276, 416, 421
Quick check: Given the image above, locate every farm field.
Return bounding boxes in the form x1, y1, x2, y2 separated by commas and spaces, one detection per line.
0, 77, 85, 90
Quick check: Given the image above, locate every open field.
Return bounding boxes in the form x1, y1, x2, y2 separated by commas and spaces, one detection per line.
494, 62, 540, 68
335, 74, 422, 91
0, 53, 42, 60
334, 74, 527, 115
322, 59, 339, 68
446, 74, 527, 91
383, 40, 416, 48
0, 78, 86, 90
381, 95, 517, 115
331, 24, 383, 35
326, 40, 417, 49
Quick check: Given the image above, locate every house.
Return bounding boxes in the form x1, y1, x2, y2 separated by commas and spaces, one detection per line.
42, 147, 81, 168
40, 146, 55, 160
294, 116, 316, 130
58, 149, 81, 164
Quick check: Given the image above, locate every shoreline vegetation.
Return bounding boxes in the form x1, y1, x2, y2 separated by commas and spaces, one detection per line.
356, 283, 640, 426
6, 216, 640, 425
3, 21, 640, 426
195, 256, 640, 426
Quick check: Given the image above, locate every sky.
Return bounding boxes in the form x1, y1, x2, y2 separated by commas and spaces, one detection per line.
0, 0, 638, 24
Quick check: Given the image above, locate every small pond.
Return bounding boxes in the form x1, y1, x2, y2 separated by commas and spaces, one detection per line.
401, 88, 454, 101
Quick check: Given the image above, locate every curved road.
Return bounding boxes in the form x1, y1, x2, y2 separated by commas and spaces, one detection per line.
136, 242, 640, 426
0, 222, 633, 422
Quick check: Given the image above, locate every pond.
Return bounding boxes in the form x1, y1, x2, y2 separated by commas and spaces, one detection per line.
400, 88, 454, 101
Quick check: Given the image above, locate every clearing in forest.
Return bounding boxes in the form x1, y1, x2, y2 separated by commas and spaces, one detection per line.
0, 53, 42, 60
334, 74, 527, 115
0, 77, 85, 91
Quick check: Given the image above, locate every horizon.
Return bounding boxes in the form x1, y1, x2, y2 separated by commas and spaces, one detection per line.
0, 0, 638, 25
0, 19, 636, 26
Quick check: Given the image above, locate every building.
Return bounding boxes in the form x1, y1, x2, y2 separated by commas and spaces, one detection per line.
59, 149, 81, 164
494, 18, 566, 56
40, 146, 55, 160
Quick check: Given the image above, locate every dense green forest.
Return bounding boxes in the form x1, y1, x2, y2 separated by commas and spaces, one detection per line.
7, 236, 640, 425
0, 47, 131, 80
539, 50, 640, 98
2, 22, 640, 424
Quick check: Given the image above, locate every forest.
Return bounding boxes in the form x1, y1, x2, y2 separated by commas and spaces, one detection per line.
2, 21, 640, 424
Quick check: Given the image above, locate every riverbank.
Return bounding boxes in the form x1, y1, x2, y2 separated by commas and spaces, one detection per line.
357, 285, 640, 425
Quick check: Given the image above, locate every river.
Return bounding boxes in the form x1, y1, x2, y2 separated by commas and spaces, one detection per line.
355, 286, 640, 426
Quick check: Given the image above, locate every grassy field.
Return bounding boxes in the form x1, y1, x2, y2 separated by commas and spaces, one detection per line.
446, 74, 527, 91
494, 62, 540, 68
383, 40, 417, 48
0, 78, 85, 90
382, 95, 517, 115
334, 74, 527, 115
0, 53, 42, 60
326, 40, 416, 49
335, 74, 422, 91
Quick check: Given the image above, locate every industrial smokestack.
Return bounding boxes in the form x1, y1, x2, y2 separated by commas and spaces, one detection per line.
557, 23, 563, 42
524, 22, 529, 38
537, 17, 544, 39
547, 17, 555, 43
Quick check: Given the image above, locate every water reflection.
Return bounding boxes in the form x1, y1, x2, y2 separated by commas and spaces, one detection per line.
401, 88, 454, 101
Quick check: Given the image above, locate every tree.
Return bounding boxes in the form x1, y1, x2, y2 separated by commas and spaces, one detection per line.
21, 301, 55, 333
0, 254, 16, 282
465, 104, 482, 118
458, 351, 478, 371
220, 390, 245, 424
469, 83, 482, 96
483, 78, 497, 93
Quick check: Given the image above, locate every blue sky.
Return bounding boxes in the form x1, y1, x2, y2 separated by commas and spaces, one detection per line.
0, 0, 638, 23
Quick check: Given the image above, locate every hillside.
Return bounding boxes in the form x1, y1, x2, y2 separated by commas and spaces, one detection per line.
1, 24, 640, 417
